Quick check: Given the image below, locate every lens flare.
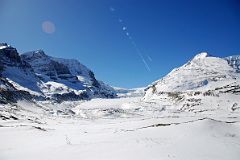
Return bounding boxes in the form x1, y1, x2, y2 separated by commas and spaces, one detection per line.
42, 21, 56, 34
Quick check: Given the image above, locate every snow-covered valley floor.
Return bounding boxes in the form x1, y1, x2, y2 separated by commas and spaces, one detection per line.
1, 97, 240, 160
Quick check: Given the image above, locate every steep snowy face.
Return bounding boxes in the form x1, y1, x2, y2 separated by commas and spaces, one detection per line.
0, 44, 42, 103
21, 50, 76, 82
52, 57, 90, 78
21, 50, 116, 99
225, 55, 240, 72
0, 44, 41, 93
144, 52, 239, 99
51, 57, 101, 88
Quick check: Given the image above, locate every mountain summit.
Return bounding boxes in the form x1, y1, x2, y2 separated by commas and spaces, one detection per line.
192, 52, 209, 60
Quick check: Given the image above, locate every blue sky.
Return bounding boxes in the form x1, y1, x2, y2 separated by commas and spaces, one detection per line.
0, 0, 240, 88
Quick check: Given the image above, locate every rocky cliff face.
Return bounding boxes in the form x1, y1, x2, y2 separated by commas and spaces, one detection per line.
0, 44, 39, 103
225, 55, 240, 72
21, 50, 75, 81
0, 43, 116, 103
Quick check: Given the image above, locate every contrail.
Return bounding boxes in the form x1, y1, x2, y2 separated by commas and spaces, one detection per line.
140, 54, 151, 72
147, 55, 153, 62
131, 41, 151, 72
109, 6, 151, 72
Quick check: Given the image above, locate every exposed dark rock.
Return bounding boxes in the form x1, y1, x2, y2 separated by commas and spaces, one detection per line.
88, 70, 100, 88
52, 91, 89, 103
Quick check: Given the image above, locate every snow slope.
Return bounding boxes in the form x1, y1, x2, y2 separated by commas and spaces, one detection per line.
145, 52, 238, 93
144, 52, 240, 101
0, 96, 240, 160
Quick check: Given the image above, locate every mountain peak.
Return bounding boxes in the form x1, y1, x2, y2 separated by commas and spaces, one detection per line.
0, 43, 11, 49
22, 50, 47, 59
193, 52, 209, 60
0, 43, 16, 50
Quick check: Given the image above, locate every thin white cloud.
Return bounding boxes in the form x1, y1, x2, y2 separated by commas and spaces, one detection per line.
109, 7, 115, 12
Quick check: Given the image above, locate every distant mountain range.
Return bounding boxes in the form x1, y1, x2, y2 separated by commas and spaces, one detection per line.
1, 43, 240, 110
0, 43, 116, 104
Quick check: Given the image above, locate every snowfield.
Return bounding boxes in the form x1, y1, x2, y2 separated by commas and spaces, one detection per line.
1, 48, 240, 160
0, 96, 240, 160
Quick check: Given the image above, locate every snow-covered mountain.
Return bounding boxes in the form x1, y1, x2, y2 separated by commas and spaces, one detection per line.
225, 55, 240, 72
143, 52, 240, 112
113, 87, 145, 98
0, 43, 116, 103
144, 52, 240, 95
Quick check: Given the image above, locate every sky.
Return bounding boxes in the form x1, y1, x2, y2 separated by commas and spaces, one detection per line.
0, 0, 240, 88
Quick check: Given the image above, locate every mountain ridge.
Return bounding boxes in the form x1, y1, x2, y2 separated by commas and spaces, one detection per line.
1, 43, 240, 107
0, 43, 116, 103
